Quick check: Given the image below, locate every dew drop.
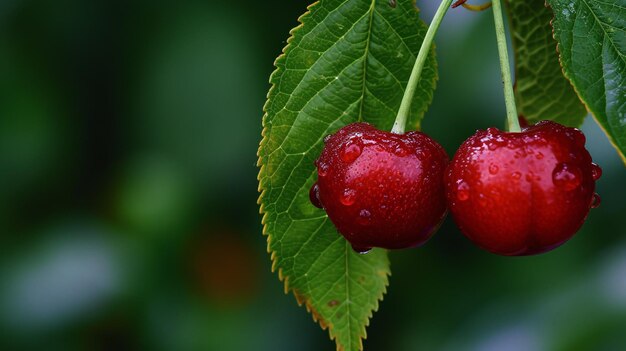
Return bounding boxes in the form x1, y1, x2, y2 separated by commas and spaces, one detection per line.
487, 142, 498, 151
357, 209, 372, 225
318, 162, 329, 177
591, 193, 601, 208
340, 188, 356, 206
341, 143, 362, 163
552, 163, 582, 191
477, 193, 488, 207
351, 244, 372, 254
471, 138, 483, 148
323, 134, 332, 143
456, 181, 470, 201
511, 171, 522, 180
570, 129, 586, 147
535, 152, 544, 160
388, 0, 397, 8
489, 164, 499, 175
591, 162, 602, 180
309, 183, 323, 208
393, 146, 409, 157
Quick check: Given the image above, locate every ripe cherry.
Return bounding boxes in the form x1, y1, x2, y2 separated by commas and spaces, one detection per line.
310, 122, 448, 253
445, 120, 601, 256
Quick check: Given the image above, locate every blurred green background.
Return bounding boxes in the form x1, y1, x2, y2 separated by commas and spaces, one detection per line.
1, 1, 625, 350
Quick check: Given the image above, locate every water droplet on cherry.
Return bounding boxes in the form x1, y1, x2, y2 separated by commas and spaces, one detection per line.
341, 143, 362, 163
309, 183, 323, 208
357, 209, 371, 225
477, 193, 488, 207
393, 146, 409, 157
323, 134, 331, 143
511, 171, 522, 180
536, 152, 544, 160
489, 164, 499, 175
570, 129, 586, 147
591, 162, 602, 180
591, 193, 601, 208
351, 244, 372, 254
340, 188, 356, 206
456, 181, 470, 201
552, 163, 582, 191
318, 162, 329, 177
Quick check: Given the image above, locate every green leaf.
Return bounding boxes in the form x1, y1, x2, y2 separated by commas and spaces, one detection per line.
257, 0, 436, 350
547, 0, 626, 162
507, 0, 587, 127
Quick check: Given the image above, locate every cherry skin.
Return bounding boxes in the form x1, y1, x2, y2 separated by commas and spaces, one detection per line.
445, 120, 602, 256
310, 122, 448, 253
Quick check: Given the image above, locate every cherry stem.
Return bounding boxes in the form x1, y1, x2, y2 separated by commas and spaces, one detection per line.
491, 0, 520, 132
391, 0, 454, 134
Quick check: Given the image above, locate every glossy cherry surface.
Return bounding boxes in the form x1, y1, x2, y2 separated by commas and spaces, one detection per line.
311, 122, 448, 252
445, 121, 601, 256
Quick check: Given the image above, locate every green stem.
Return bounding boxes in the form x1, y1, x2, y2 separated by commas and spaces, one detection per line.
391, 0, 454, 134
491, 0, 520, 132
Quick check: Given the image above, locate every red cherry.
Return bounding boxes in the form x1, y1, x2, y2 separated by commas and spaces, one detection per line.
312, 122, 448, 252
445, 120, 601, 256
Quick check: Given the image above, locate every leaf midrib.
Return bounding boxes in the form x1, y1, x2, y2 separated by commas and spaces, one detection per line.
350, 1, 376, 347
357, 0, 377, 123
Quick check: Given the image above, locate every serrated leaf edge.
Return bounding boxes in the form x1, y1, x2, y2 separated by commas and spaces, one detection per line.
545, 0, 626, 164
256, 1, 391, 350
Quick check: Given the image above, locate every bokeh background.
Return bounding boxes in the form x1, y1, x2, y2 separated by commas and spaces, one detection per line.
1, 1, 625, 350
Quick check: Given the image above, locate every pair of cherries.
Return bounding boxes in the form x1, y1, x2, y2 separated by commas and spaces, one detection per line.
310, 121, 602, 256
